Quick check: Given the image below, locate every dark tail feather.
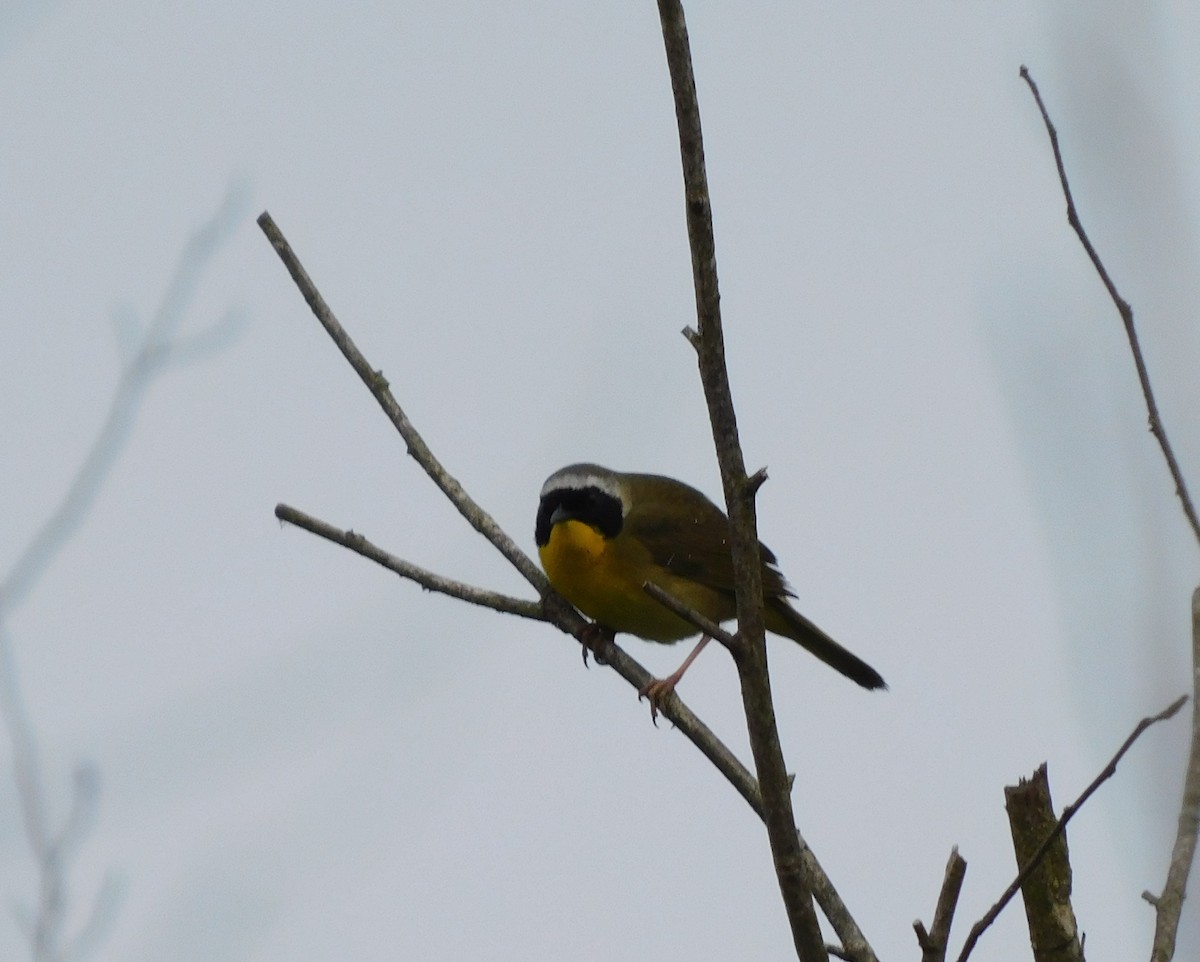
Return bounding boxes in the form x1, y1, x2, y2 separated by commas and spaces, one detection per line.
767, 601, 887, 690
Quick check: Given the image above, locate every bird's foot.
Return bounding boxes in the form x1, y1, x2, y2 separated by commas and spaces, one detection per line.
578, 623, 615, 667
636, 634, 709, 724
638, 673, 683, 726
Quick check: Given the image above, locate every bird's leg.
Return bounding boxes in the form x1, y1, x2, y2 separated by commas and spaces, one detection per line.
638, 634, 711, 722
578, 622, 616, 667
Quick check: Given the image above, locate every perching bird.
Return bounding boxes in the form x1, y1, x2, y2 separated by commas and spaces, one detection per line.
535, 464, 885, 712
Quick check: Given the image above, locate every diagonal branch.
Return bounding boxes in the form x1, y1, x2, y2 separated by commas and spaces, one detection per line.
955, 694, 1187, 962
1019, 65, 1200, 547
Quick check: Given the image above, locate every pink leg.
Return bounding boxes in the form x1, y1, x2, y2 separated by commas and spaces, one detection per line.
638, 635, 711, 722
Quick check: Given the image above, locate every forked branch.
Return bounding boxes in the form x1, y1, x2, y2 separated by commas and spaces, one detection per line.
915, 847, 967, 962
955, 695, 1186, 962
274, 503, 543, 620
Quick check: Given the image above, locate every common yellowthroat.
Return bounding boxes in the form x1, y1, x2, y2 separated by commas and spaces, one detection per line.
536, 464, 885, 704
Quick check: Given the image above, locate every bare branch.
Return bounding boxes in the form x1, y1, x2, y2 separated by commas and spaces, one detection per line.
1147, 586, 1200, 962
642, 582, 740, 652
1019, 65, 1200, 547
915, 847, 967, 962
656, 2, 836, 959
802, 842, 875, 962
956, 695, 1187, 962
275, 503, 544, 620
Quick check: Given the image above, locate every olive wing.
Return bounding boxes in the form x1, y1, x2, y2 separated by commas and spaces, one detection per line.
623, 474, 793, 599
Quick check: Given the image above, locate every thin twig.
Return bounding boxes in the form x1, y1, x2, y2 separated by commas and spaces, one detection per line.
1146, 586, 1200, 962
915, 847, 967, 962
746, 467, 769, 498
1019, 65, 1200, 547
642, 582, 741, 652
275, 503, 544, 620
956, 695, 1188, 962
657, 2, 833, 960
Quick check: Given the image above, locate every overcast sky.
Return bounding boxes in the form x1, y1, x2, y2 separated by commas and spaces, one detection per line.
1, 1, 1198, 959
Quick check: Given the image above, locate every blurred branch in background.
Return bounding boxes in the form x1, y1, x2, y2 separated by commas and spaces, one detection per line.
0, 187, 247, 961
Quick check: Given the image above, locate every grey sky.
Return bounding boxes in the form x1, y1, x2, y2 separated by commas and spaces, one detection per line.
1, 2, 1197, 959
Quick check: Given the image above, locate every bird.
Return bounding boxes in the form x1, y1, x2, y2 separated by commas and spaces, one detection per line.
535, 463, 885, 714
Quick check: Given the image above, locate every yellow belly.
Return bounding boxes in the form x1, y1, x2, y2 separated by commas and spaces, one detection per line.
539, 519, 725, 642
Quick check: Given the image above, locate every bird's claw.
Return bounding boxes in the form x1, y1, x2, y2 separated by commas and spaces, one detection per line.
578, 623, 615, 667
638, 677, 678, 726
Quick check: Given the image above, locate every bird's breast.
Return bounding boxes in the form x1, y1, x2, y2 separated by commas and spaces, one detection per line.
538, 519, 698, 642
